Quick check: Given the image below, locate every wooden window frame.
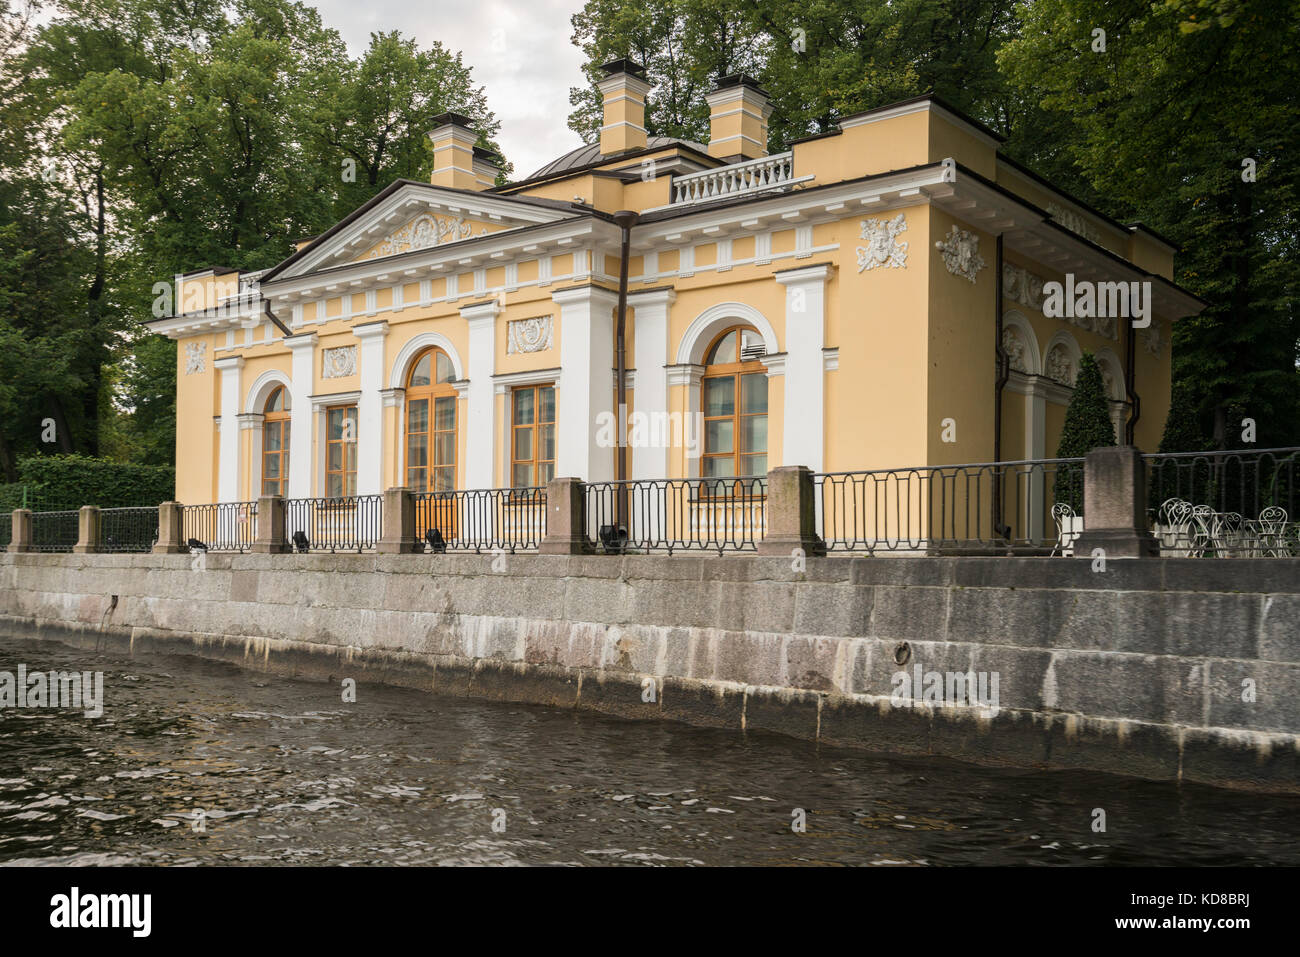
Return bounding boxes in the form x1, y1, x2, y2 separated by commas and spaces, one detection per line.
325, 403, 358, 499
261, 386, 290, 497
510, 383, 556, 490
404, 347, 458, 493
701, 325, 769, 480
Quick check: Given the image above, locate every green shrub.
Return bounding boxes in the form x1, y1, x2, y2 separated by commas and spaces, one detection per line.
3, 454, 174, 512
1053, 353, 1117, 513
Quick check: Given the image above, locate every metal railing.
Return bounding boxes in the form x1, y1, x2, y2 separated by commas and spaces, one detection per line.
815, 458, 1085, 554
100, 507, 159, 553
412, 487, 546, 552
1145, 447, 1300, 557
0, 511, 10, 550
285, 495, 382, 552
182, 501, 258, 552
584, 477, 767, 554
31, 510, 79, 553
671, 151, 804, 205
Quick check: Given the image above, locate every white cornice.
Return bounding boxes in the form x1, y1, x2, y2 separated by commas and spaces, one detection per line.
492, 367, 562, 393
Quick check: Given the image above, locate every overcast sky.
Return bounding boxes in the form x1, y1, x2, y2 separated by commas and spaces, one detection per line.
308, 0, 588, 179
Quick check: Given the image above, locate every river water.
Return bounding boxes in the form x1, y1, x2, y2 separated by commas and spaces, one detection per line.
1, 635, 1296, 866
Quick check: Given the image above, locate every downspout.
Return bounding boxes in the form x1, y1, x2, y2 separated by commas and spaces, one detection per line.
612, 210, 639, 528
1124, 304, 1140, 445
992, 234, 1010, 541
262, 299, 292, 338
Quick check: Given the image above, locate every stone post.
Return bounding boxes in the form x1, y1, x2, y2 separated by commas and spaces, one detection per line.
757, 465, 826, 556
73, 505, 101, 554
153, 502, 186, 554
1072, 446, 1158, 558
539, 477, 592, 555
7, 509, 32, 553
251, 495, 287, 553
378, 487, 416, 554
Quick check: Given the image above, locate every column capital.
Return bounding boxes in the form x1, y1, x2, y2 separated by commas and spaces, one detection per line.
214, 355, 245, 371
353, 319, 390, 340
627, 286, 677, 309
551, 283, 620, 309
774, 261, 834, 286
285, 332, 319, 351
236, 412, 264, 430
460, 298, 502, 324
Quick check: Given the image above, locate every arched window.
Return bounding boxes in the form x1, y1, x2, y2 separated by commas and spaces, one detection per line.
405, 347, 458, 492
701, 325, 767, 477
261, 386, 290, 496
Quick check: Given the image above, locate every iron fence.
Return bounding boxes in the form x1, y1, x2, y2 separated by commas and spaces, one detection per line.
100, 507, 159, 553
182, 501, 258, 552
412, 487, 546, 552
31, 510, 79, 553
285, 495, 382, 552
583, 477, 767, 554
1145, 447, 1300, 557
0, 511, 10, 550
814, 458, 1086, 554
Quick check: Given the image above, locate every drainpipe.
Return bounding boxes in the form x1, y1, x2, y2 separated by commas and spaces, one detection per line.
1124, 303, 1140, 444
261, 299, 292, 338
612, 210, 639, 528
992, 234, 1010, 541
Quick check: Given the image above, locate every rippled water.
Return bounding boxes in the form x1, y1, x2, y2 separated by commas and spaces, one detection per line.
1, 634, 1296, 866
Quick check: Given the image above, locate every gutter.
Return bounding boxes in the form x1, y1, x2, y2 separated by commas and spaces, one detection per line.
612, 210, 638, 528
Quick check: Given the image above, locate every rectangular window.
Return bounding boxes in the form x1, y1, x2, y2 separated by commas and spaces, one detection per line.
261, 420, 290, 496
511, 384, 555, 488
326, 404, 357, 498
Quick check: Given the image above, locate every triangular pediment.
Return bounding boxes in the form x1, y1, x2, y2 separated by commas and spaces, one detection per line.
269, 181, 580, 281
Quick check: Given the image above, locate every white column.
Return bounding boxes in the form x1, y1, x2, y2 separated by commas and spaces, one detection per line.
461, 300, 500, 490
627, 288, 674, 481
353, 321, 389, 496
285, 334, 317, 499
214, 357, 243, 503
775, 263, 831, 472
1025, 378, 1049, 541
237, 413, 263, 500
553, 285, 619, 482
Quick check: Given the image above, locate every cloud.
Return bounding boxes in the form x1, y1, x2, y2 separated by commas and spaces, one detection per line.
307, 0, 587, 178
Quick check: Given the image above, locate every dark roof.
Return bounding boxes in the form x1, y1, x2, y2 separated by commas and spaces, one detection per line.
528, 136, 709, 179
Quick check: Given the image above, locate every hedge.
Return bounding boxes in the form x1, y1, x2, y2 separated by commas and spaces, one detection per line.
0, 454, 175, 513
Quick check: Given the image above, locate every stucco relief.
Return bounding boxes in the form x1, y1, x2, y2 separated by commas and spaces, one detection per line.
935, 225, 986, 282
507, 316, 553, 354
1047, 202, 1103, 244
1045, 344, 1075, 386
1003, 264, 1045, 310
855, 213, 908, 271
365, 213, 487, 259
322, 345, 357, 378
1002, 327, 1029, 374
184, 342, 206, 375
1143, 320, 1164, 356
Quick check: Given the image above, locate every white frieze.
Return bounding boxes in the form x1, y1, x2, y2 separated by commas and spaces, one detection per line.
322, 345, 357, 378
365, 213, 488, 260
507, 316, 554, 354
184, 341, 206, 375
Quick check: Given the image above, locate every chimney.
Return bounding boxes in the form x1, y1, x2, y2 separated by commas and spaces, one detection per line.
596, 58, 650, 156
428, 111, 484, 190
705, 74, 771, 161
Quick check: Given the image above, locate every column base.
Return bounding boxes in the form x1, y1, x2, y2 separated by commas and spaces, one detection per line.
72, 545, 99, 554
758, 535, 827, 557
152, 544, 187, 554
377, 539, 418, 554
6, 545, 32, 554
1072, 529, 1159, 559
250, 543, 290, 554
539, 536, 594, 556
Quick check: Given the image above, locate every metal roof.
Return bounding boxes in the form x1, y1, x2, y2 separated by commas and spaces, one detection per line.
528, 136, 708, 179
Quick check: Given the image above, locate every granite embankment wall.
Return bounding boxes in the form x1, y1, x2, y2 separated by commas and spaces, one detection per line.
1, 552, 1297, 792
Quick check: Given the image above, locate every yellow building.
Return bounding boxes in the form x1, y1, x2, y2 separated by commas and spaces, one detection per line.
148, 60, 1203, 533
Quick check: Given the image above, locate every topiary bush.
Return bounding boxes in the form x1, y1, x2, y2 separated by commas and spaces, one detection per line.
1053, 353, 1117, 514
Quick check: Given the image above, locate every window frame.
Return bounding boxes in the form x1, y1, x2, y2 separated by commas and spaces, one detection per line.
700, 325, 769, 480
261, 386, 291, 497
404, 347, 459, 493
325, 403, 358, 499
510, 383, 556, 490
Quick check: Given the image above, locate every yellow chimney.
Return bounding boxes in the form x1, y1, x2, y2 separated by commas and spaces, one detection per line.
596, 58, 650, 156
428, 112, 485, 190
705, 75, 772, 161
